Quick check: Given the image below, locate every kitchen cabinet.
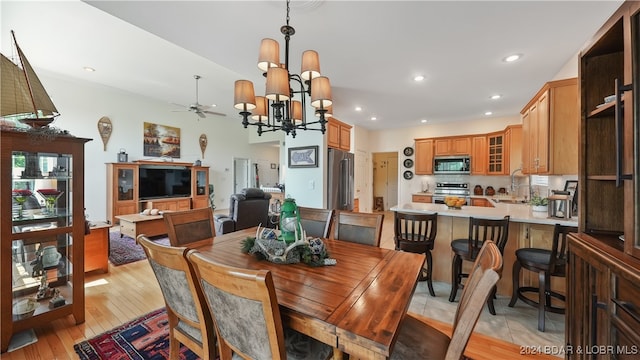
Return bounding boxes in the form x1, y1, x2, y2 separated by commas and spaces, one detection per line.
504, 125, 523, 175
414, 139, 434, 175
434, 136, 471, 156
327, 117, 352, 151
486, 132, 504, 175
567, 2, 640, 357
412, 194, 432, 203
1, 129, 89, 353
470, 198, 493, 207
520, 78, 578, 175
471, 136, 486, 175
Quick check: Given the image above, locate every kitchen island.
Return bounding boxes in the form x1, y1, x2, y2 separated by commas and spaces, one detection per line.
391, 201, 578, 298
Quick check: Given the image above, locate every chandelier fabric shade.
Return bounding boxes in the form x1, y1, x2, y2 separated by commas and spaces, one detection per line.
265, 67, 290, 101
234, 0, 333, 138
234, 80, 256, 111
310, 76, 332, 109
258, 38, 280, 72
301, 50, 321, 81
291, 100, 302, 123
251, 96, 269, 122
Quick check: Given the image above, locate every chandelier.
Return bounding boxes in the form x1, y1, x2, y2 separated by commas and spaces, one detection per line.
233, 0, 333, 138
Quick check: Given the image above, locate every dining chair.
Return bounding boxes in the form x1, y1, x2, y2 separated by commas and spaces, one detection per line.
163, 207, 216, 247
449, 216, 510, 315
298, 206, 334, 238
508, 223, 578, 331
391, 240, 504, 360
186, 250, 333, 360
394, 211, 438, 296
137, 235, 217, 359
329, 210, 384, 247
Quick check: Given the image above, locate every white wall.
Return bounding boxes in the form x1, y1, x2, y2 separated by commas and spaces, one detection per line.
38, 72, 278, 221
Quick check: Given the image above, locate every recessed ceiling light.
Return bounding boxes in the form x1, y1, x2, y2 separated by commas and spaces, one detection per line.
503, 54, 522, 62
413, 75, 425, 82
484, 111, 493, 116
83, 66, 95, 72
370, 116, 377, 121
490, 94, 502, 100
421, 119, 428, 123
355, 106, 362, 111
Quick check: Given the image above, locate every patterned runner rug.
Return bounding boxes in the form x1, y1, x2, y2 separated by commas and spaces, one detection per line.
109, 231, 170, 266
74, 308, 198, 359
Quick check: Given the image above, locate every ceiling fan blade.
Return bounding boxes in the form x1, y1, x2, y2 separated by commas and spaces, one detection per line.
203, 110, 227, 117
196, 111, 206, 118
170, 102, 187, 108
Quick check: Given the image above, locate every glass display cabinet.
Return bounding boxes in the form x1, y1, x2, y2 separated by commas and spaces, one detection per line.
1, 129, 89, 353
191, 166, 210, 209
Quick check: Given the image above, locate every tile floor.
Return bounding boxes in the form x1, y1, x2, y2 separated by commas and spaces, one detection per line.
377, 211, 565, 357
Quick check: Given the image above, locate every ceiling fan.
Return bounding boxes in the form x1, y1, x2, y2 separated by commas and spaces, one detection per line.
171, 75, 226, 118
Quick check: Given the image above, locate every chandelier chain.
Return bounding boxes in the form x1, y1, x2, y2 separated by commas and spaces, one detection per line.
286, 0, 290, 26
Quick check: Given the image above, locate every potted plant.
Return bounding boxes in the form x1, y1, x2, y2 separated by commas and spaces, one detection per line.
530, 194, 548, 212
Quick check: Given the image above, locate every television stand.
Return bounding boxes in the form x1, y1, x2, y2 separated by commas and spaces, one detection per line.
140, 197, 191, 212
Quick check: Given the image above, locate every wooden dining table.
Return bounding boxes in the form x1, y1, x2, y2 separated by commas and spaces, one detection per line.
191, 227, 425, 359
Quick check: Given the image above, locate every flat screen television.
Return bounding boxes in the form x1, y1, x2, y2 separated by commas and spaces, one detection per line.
139, 165, 191, 200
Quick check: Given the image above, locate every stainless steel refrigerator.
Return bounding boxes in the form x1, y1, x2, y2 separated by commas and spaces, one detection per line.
327, 148, 354, 211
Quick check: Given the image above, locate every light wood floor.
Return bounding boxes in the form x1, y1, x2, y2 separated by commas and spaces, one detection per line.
2, 212, 558, 359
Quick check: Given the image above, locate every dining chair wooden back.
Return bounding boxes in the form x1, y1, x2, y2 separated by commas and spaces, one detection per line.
137, 235, 216, 360
298, 206, 334, 238
449, 216, 509, 315
186, 250, 332, 360
330, 210, 384, 247
163, 207, 215, 247
394, 211, 438, 296
391, 240, 504, 360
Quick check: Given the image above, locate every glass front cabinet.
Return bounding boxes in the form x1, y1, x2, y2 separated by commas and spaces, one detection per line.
1, 130, 90, 353
191, 166, 210, 209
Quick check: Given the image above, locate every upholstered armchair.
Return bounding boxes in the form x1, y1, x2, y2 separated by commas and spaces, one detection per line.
214, 188, 272, 235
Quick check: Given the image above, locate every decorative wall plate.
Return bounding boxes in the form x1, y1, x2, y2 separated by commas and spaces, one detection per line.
403, 147, 414, 156
403, 170, 414, 180
199, 134, 208, 159
403, 159, 414, 168
97, 116, 112, 151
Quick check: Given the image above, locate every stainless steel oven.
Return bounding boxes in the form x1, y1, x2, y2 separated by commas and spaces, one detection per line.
432, 182, 471, 204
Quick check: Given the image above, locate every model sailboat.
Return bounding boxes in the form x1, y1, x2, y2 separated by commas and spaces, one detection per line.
1, 30, 59, 128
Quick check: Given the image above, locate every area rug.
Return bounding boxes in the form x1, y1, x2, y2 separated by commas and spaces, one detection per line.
74, 308, 199, 360
109, 232, 170, 266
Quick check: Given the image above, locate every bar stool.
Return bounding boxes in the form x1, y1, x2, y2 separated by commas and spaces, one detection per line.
394, 212, 438, 296
449, 216, 510, 315
508, 223, 578, 331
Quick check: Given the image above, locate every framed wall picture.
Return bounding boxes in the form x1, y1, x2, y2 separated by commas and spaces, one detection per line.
288, 146, 319, 168
143, 122, 181, 158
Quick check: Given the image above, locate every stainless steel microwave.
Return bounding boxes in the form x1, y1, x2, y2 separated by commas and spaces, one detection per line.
433, 155, 471, 174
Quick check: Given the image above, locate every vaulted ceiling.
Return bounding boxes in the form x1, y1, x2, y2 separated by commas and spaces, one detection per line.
1, 1, 623, 131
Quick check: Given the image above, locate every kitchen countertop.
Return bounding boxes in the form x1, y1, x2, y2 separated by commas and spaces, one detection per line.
391, 201, 578, 227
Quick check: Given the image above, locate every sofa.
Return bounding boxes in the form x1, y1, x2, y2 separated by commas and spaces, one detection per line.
214, 188, 272, 235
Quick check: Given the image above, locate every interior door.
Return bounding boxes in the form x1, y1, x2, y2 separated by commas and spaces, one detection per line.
233, 158, 249, 194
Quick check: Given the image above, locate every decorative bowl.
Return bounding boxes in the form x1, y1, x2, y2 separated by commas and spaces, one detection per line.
13, 298, 37, 319
447, 206, 462, 210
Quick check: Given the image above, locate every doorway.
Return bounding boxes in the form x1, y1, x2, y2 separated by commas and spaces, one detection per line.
233, 157, 250, 194
372, 152, 398, 211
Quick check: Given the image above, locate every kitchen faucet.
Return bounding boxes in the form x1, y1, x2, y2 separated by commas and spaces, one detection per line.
511, 167, 522, 193
511, 167, 533, 201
